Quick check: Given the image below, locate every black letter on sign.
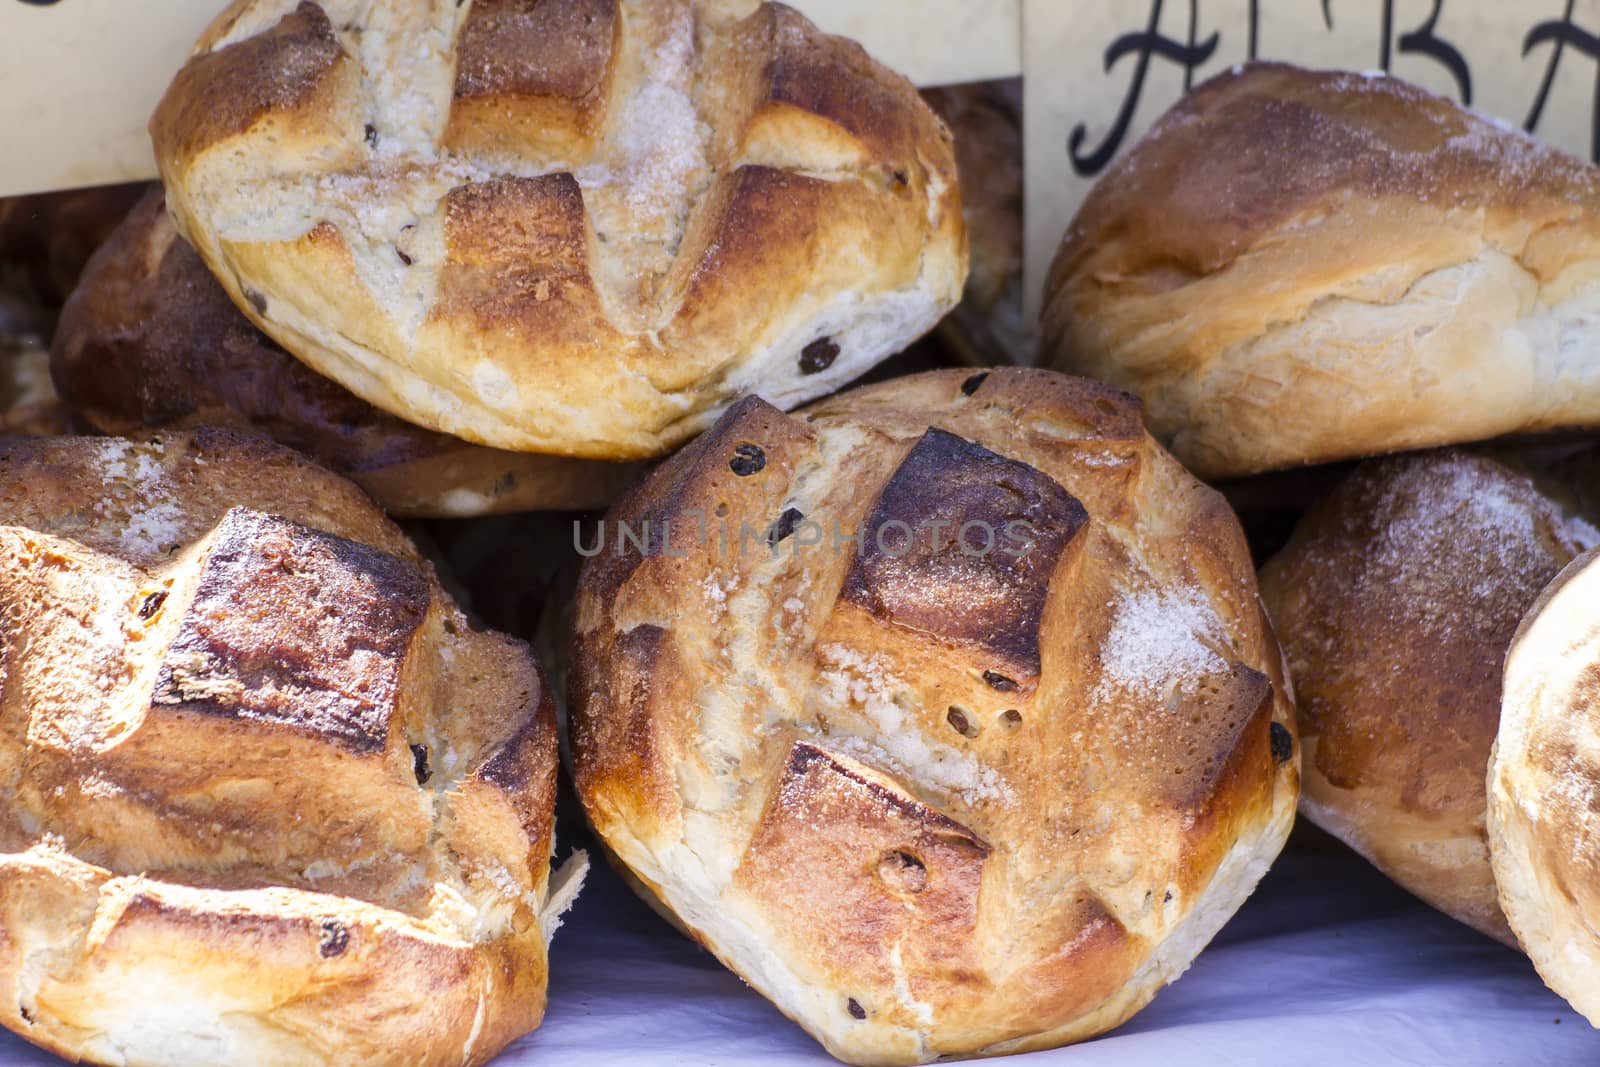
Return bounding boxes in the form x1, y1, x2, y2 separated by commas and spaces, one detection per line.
1524, 0, 1600, 162
1397, 0, 1472, 104
1324, 0, 1470, 102
1068, 0, 1220, 178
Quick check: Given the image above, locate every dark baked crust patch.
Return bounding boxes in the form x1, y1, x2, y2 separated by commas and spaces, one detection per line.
152, 507, 428, 752
455, 0, 618, 102
839, 428, 1087, 679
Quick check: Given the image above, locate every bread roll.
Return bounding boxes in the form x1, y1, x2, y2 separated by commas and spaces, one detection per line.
1042, 62, 1600, 480
150, 0, 965, 460
570, 368, 1298, 1065
1260, 450, 1598, 941
1490, 545, 1600, 1023
0, 429, 584, 1066
54, 188, 642, 517
923, 81, 1027, 366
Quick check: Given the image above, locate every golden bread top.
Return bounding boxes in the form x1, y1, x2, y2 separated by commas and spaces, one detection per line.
0, 430, 567, 1064
1043, 62, 1600, 478
151, 0, 965, 458
571, 368, 1297, 1063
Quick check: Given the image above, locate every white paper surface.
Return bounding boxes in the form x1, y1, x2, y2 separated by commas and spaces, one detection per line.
1, 831, 1584, 1066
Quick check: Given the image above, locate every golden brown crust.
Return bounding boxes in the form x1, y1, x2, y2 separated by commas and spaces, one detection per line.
1260, 450, 1596, 942
0, 430, 570, 1066
571, 368, 1298, 1064
150, 0, 963, 459
448, 0, 620, 159
52, 189, 643, 516
1043, 62, 1600, 479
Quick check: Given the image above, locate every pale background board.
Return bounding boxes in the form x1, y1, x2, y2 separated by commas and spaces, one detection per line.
0, 0, 1023, 198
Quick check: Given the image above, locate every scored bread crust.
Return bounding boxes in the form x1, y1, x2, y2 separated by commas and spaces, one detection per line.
0, 429, 581, 1066
52, 187, 642, 517
1490, 545, 1600, 1024
149, 0, 965, 460
1260, 451, 1598, 943
1042, 62, 1600, 480
569, 368, 1298, 1065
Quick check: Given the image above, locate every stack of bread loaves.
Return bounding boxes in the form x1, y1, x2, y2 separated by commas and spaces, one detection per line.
0, 0, 999, 1064
1044, 60, 1600, 1025
18, 0, 1600, 1060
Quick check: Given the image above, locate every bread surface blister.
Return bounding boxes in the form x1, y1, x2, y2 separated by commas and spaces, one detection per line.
571, 368, 1300, 1065
0, 429, 583, 1067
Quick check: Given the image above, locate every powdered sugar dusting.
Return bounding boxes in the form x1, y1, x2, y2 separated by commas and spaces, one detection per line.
1566, 514, 1600, 553
576, 7, 705, 219
1367, 457, 1548, 600
816, 644, 1012, 804
1098, 587, 1226, 699
121, 502, 187, 558
86, 438, 190, 561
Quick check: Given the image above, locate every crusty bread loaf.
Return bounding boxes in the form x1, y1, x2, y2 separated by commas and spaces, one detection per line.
569, 368, 1298, 1065
923, 81, 1026, 366
150, 0, 965, 460
1489, 545, 1600, 1023
0, 429, 584, 1066
1260, 450, 1598, 942
53, 188, 642, 517
1042, 62, 1600, 480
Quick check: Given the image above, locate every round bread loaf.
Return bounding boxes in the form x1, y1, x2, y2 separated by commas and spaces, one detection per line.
149, 0, 965, 459
569, 368, 1299, 1064
922, 81, 1026, 366
1260, 450, 1599, 942
1490, 545, 1600, 1023
53, 188, 642, 517
1041, 62, 1600, 480
0, 428, 585, 1066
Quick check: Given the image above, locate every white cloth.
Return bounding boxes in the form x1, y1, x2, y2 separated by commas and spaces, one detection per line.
0, 841, 1588, 1064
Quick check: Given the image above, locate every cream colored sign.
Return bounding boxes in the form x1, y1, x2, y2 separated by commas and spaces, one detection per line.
1024, 0, 1600, 321
0, 0, 1023, 199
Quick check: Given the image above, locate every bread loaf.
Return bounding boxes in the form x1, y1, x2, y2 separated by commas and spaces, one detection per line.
570, 367, 1298, 1064
1042, 62, 1600, 479
1260, 450, 1599, 941
150, 0, 965, 459
0, 429, 583, 1066
54, 188, 642, 517
1489, 545, 1600, 1023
